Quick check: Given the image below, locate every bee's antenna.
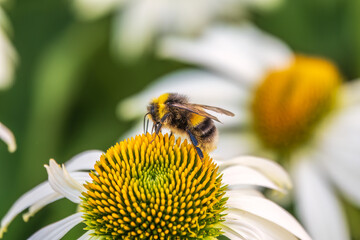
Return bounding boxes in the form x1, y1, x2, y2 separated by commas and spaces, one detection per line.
143, 112, 150, 133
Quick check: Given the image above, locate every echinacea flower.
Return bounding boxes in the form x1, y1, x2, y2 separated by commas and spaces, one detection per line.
0, 133, 311, 240
117, 24, 360, 240
71, 0, 283, 61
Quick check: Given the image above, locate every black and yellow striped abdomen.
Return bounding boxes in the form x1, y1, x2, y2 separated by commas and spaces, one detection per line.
191, 116, 218, 152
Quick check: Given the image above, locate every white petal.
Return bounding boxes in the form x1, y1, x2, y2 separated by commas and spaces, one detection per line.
0, 19, 17, 90
217, 156, 292, 191
0, 122, 16, 152
45, 159, 85, 203
226, 195, 312, 240
28, 212, 83, 240
291, 158, 350, 240
111, 0, 164, 61
211, 132, 255, 160
220, 223, 246, 240
77, 230, 99, 240
72, 0, 123, 20
315, 104, 360, 205
116, 69, 246, 121
342, 79, 360, 106
225, 211, 298, 240
221, 165, 283, 192
324, 157, 360, 206
0, 182, 54, 238
159, 23, 292, 86
22, 192, 62, 222
65, 150, 104, 172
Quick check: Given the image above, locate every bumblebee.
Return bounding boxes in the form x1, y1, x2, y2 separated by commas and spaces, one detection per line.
145, 93, 234, 158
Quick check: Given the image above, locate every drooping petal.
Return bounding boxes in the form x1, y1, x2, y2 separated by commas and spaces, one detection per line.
291, 158, 350, 240
116, 69, 246, 121
65, 150, 104, 172
22, 192, 62, 222
226, 195, 312, 240
27, 212, 83, 240
0, 122, 16, 152
159, 23, 292, 86
45, 159, 86, 203
217, 156, 292, 191
0, 182, 54, 238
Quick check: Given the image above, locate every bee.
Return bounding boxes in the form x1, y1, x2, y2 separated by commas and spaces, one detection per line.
145, 93, 234, 159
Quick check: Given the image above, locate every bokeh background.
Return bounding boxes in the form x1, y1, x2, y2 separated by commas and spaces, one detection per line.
0, 0, 359, 239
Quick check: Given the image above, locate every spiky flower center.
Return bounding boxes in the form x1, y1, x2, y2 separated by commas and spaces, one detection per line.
251, 55, 341, 154
81, 133, 227, 239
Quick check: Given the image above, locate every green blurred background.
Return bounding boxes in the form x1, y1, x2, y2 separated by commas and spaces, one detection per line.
0, 0, 359, 239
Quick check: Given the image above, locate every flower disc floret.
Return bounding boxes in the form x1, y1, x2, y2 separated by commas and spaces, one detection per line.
81, 133, 227, 239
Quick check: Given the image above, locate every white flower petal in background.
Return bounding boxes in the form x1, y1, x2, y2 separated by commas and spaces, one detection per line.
159, 23, 292, 86
28, 212, 83, 240
0, 121, 16, 152
342, 79, 360, 106
291, 158, 349, 240
72, 0, 124, 20
315, 105, 360, 206
0, 7, 17, 90
212, 132, 255, 160
72, 0, 284, 60
111, 0, 164, 61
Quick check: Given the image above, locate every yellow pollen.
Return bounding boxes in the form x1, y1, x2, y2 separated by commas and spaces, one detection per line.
251, 55, 341, 153
81, 133, 227, 239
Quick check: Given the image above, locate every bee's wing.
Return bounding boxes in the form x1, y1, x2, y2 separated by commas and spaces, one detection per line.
171, 103, 222, 122
192, 104, 235, 116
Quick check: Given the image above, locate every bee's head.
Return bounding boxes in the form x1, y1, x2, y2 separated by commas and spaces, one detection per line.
147, 102, 158, 122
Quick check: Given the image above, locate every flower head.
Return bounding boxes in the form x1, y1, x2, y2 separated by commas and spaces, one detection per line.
251, 55, 341, 154
81, 134, 226, 239
1, 133, 311, 240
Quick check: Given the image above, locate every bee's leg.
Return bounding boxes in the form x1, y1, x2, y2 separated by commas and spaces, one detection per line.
187, 130, 204, 159
169, 131, 174, 138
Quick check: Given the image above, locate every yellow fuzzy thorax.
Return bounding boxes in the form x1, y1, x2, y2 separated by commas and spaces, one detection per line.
81, 133, 227, 239
251, 55, 341, 155
152, 93, 169, 119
